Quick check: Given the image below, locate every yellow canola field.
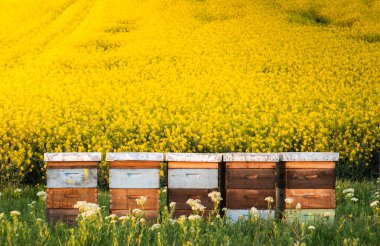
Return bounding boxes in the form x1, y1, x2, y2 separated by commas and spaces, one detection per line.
0, 0, 379, 184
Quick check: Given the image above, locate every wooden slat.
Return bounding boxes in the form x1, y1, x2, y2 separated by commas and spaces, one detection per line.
173, 210, 213, 218
47, 169, 97, 188
286, 169, 335, 189
109, 189, 159, 210
168, 162, 218, 169
168, 189, 217, 210
168, 169, 218, 189
226, 189, 275, 209
109, 161, 161, 169
286, 189, 336, 209
47, 188, 97, 209
226, 162, 276, 169
109, 169, 160, 188
47, 162, 98, 168
226, 169, 275, 189
285, 162, 335, 169
46, 208, 79, 224
110, 210, 158, 220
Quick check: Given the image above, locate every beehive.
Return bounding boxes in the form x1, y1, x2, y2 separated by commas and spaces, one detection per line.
167, 153, 222, 217
223, 153, 279, 220
281, 152, 339, 222
45, 152, 101, 223
106, 152, 163, 219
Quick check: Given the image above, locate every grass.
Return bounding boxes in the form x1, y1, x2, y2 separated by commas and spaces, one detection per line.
0, 180, 379, 245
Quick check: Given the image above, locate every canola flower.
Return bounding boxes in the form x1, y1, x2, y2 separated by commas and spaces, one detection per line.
0, 0, 379, 186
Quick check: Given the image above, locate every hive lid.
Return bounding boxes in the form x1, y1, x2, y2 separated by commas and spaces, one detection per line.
166, 153, 223, 162
223, 153, 279, 162
44, 152, 101, 162
280, 152, 339, 162
106, 152, 164, 162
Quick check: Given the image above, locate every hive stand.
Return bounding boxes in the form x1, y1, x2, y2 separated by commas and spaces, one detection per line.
106, 152, 163, 220
167, 153, 222, 217
45, 152, 101, 223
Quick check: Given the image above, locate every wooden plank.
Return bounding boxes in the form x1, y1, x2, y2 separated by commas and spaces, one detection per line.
166, 153, 222, 162
168, 169, 218, 189
286, 169, 335, 189
47, 169, 97, 188
285, 209, 335, 223
47, 188, 97, 209
226, 162, 276, 169
168, 162, 218, 169
106, 152, 164, 162
281, 152, 339, 162
173, 210, 213, 218
109, 189, 159, 210
109, 161, 161, 169
109, 169, 159, 188
224, 153, 279, 162
46, 208, 79, 224
226, 169, 275, 189
110, 210, 158, 220
286, 189, 336, 209
44, 152, 101, 162
168, 189, 217, 210
226, 189, 275, 209
225, 209, 274, 221
285, 162, 335, 169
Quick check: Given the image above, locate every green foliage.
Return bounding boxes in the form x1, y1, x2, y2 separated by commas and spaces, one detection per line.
0, 180, 379, 245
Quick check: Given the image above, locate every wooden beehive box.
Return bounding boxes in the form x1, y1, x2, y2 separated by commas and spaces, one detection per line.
44, 152, 101, 223
281, 152, 339, 222
223, 153, 279, 220
106, 152, 163, 219
167, 153, 222, 217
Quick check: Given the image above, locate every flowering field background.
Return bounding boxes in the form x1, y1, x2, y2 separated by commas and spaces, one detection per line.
0, 0, 379, 185
0, 181, 379, 245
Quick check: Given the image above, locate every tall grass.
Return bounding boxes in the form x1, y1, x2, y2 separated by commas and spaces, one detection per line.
0, 180, 379, 245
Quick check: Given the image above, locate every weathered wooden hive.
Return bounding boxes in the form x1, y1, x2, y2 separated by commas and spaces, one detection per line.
167, 153, 222, 217
45, 152, 101, 223
281, 152, 339, 222
106, 152, 163, 219
223, 153, 279, 220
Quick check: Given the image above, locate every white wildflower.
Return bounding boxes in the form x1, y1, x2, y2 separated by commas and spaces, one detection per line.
73, 201, 100, 213
136, 196, 147, 207
139, 218, 145, 223
132, 208, 143, 217
186, 199, 205, 212
370, 201, 379, 208
296, 203, 302, 210
351, 197, 358, 202
250, 207, 259, 217
285, 197, 294, 205
10, 210, 21, 217
323, 212, 331, 217
37, 191, 47, 201
150, 223, 161, 230
169, 202, 176, 209
119, 216, 130, 222
265, 196, 274, 203
345, 193, 354, 199
222, 207, 228, 212
14, 188, 22, 194
105, 214, 118, 220
188, 215, 202, 221
208, 191, 223, 204
308, 226, 315, 230
0, 213, 4, 220
343, 188, 354, 194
